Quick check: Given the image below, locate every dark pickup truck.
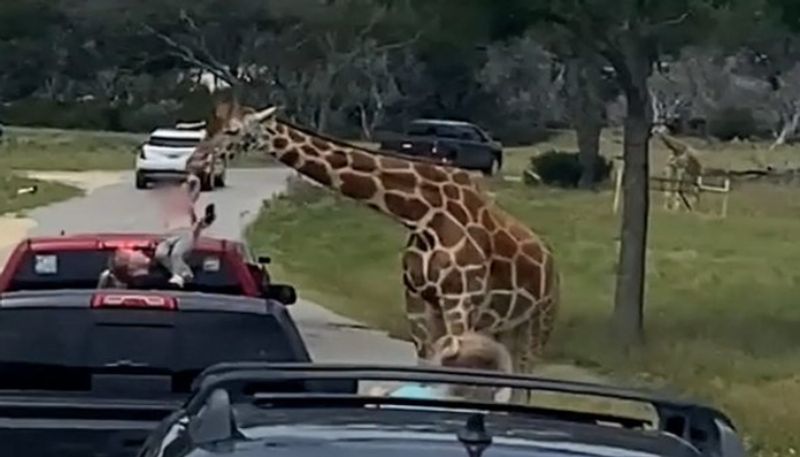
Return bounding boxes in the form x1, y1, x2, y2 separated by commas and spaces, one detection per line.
0, 288, 311, 457
377, 119, 504, 175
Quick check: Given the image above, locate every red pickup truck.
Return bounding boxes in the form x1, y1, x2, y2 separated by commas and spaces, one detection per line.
0, 233, 296, 304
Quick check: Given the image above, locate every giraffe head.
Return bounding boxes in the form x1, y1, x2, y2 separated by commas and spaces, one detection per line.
206, 98, 278, 158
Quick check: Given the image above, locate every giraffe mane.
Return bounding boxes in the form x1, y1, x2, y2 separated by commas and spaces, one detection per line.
276, 117, 467, 169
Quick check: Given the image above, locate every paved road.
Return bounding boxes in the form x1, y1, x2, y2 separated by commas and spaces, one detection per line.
20, 168, 417, 366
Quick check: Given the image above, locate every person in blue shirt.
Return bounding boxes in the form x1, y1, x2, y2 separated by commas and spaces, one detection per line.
381, 332, 514, 402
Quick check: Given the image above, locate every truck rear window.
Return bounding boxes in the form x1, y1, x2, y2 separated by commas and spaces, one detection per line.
7, 250, 244, 295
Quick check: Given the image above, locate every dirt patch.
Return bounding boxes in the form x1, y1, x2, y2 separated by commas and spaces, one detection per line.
0, 171, 124, 268
0, 217, 37, 266
22, 171, 125, 194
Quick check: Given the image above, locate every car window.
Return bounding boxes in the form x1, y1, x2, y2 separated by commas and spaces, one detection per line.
410, 123, 483, 142
8, 249, 244, 295
147, 136, 202, 148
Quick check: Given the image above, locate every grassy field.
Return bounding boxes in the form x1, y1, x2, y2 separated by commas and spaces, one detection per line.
248, 131, 800, 455
0, 171, 82, 215
0, 126, 277, 170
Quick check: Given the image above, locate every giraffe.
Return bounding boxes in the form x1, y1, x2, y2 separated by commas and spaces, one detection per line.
652, 124, 703, 211
208, 99, 560, 377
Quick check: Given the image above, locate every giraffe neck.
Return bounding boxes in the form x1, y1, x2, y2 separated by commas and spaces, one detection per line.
657, 132, 687, 156
261, 120, 463, 228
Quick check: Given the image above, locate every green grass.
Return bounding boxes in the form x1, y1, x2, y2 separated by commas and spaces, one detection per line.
0, 171, 82, 214
0, 126, 278, 171
248, 132, 800, 455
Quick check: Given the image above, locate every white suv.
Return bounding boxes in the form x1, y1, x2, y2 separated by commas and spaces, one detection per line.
134, 124, 227, 191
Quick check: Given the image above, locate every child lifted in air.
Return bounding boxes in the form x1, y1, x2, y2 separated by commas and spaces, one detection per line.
154, 174, 216, 288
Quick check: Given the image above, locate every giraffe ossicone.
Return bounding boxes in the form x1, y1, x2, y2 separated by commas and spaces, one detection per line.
209, 98, 561, 380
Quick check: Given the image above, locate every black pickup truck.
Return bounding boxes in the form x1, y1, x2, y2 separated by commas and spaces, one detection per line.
377, 119, 504, 175
0, 289, 311, 457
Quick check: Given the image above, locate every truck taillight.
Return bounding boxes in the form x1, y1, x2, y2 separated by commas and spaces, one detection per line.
100, 240, 154, 250
91, 293, 177, 310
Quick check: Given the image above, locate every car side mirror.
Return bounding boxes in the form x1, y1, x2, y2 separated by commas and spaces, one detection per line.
264, 283, 296, 305
257, 255, 271, 264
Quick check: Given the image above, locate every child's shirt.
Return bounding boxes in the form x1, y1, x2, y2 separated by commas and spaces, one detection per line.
161, 187, 197, 233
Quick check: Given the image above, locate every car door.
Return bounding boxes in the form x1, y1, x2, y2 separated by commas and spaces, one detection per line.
438, 125, 492, 170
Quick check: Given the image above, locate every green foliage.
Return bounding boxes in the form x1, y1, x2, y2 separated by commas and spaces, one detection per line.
708, 106, 760, 141
528, 150, 612, 188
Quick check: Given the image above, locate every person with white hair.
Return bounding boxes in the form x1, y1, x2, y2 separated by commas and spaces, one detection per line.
97, 247, 153, 289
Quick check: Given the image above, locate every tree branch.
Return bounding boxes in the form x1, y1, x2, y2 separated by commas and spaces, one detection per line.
140, 22, 239, 85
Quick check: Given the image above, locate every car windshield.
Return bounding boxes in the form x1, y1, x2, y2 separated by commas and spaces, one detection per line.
7, 249, 244, 295
1, 0, 789, 453
147, 136, 202, 148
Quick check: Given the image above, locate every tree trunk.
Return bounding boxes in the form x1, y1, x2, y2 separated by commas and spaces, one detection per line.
612, 44, 651, 349
565, 55, 605, 189
577, 122, 602, 189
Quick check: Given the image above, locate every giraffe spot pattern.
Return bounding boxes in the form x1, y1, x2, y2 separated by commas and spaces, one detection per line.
490, 292, 513, 318
509, 295, 534, 320
327, 149, 349, 169
443, 183, 460, 200
385, 193, 429, 222
421, 182, 444, 208
429, 212, 463, 248
493, 230, 518, 259
351, 151, 377, 172
508, 222, 532, 241
474, 312, 496, 331
300, 144, 319, 157
428, 250, 452, 282
402, 251, 426, 290
453, 171, 472, 186
299, 160, 332, 187
521, 242, 544, 264
440, 269, 464, 295
446, 201, 470, 226
454, 238, 484, 266
415, 164, 449, 182
515, 255, 543, 298
464, 267, 485, 293
461, 189, 484, 217
382, 171, 418, 192
311, 137, 332, 151
489, 260, 514, 290
479, 209, 497, 232
288, 129, 306, 143
467, 226, 492, 258
272, 137, 289, 150
340, 173, 378, 200
281, 149, 301, 167
380, 156, 412, 170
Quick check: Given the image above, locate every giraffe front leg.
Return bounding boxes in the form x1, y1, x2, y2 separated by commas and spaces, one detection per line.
405, 289, 444, 365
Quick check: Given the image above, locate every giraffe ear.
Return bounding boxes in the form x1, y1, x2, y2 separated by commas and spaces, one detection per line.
253, 106, 279, 122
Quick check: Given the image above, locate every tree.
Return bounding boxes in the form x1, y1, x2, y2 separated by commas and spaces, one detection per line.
493, 0, 753, 347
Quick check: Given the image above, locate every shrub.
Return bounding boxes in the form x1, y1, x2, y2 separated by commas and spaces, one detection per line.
527, 150, 612, 188
708, 107, 758, 141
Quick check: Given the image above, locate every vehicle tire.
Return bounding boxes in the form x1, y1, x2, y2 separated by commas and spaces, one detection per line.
483, 158, 501, 176
200, 172, 214, 192
135, 171, 148, 189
